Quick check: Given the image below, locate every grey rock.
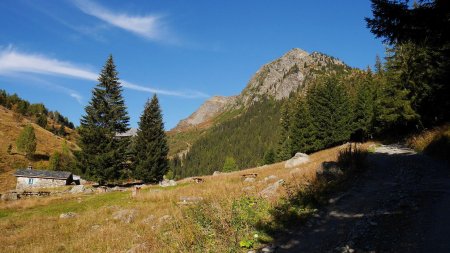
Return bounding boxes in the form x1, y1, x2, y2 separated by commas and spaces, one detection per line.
159, 215, 171, 223
212, 171, 222, 176
112, 209, 136, 223
1, 192, 18, 201
159, 179, 177, 187
242, 186, 255, 192
261, 245, 276, 253
141, 215, 155, 224
260, 179, 285, 198
244, 177, 256, 183
264, 175, 278, 182
59, 212, 77, 219
69, 185, 85, 194
285, 152, 310, 169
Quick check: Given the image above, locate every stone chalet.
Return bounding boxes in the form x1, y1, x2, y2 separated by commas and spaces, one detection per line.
115, 128, 138, 138
14, 167, 75, 189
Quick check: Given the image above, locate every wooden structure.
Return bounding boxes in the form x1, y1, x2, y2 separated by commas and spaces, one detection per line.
241, 173, 258, 179
191, 177, 205, 183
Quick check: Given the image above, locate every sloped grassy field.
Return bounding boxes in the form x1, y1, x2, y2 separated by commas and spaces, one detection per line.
0, 146, 344, 252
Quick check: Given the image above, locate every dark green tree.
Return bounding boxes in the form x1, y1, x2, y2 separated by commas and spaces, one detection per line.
353, 74, 376, 139
77, 55, 130, 184
36, 114, 47, 128
307, 75, 353, 148
366, 0, 450, 124
290, 95, 318, 154
263, 148, 276, 165
16, 124, 37, 159
133, 95, 169, 183
276, 102, 293, 161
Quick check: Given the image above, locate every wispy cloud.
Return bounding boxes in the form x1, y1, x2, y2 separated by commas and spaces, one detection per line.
0, 46, 208, 99
73, 0, 174, 43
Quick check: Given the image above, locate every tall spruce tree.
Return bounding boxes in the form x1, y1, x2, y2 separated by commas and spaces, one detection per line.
276, 102, 293, 161
290, 95, 318, 154
134, 95, 169, 183
353, 73, 376, 139
77, 55, 130, 184
307, 75, 352, 148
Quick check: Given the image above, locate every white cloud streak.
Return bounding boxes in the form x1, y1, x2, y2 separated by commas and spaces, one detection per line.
74, 0, 168, 41
0, 46, 208, 99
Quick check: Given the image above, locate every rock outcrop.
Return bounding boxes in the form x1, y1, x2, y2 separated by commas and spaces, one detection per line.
285, 152, 310, 169
172, 96, 237, 132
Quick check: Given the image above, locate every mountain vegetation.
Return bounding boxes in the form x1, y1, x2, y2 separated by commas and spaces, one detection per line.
133, 95, 169, 183
0, 89, 75, 134
15, 124, 37, 159
76, 55, 131, 184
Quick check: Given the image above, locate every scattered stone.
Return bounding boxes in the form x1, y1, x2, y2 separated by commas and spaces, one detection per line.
244, 177, 256, 183
159, 215, 172, 223
261, 245, 276, 253
69, 185, 85, 194
111, 186, 126, 192
141, 215, 155, 224
369, 221, 378, 226
91, 224, 101, 230
1, 192, 18, 201
59, 212, 78, 219
159, 179, 177, 187
112, 209, 136, 223
285, 153, 310, 169
242, 186, 255, 192
178, 196, 204, 205
126, 243, 148, 253
260, 179, 285, 198
212, 171, 222, 176
264, 175, 278, 182
192, 177, 205, 183
83, 187, 95, 194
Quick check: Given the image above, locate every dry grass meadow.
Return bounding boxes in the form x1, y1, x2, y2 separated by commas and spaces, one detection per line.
0, 145, 348, 253
0, 106, 78, 192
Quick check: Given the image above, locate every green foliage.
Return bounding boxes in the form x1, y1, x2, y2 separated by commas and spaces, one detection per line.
263, 148, 276, 165
177, 100, 281, 178
165, 170, 174, 180
48, 152, 61, 170
76, 55, 130, 184
222, 156, 238, 172
239, 239, 254, 249
16, 124, 37, 158
290, 95, 319, 154
0, 89, 74, 128
307, 74, 353, 148
133, 95, 169, 183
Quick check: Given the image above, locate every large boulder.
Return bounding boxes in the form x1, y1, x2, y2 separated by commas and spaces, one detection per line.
69, 185, 85, 194
259, 179, 285, 198
284, 153, 310, 169
159, 179, 177, 187
212, 171, 222, 176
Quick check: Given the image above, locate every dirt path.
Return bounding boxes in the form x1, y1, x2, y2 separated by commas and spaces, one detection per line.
273, 144, 450, 253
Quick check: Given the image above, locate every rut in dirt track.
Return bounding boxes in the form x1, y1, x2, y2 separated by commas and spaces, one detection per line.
273, 144, 450, 253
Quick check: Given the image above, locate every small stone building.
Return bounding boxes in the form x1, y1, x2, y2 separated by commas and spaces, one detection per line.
14, 168, 74, 189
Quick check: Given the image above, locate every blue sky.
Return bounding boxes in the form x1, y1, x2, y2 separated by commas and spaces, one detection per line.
0, 0, 384, 130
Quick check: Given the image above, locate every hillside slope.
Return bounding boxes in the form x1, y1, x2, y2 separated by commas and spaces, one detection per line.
0, 106, 78, 192
169, 48, 352, 177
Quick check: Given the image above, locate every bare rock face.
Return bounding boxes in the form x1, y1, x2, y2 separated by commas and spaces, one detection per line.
172, 48, 348, 132
172, 96, 237, 131
285, 152, 310, 169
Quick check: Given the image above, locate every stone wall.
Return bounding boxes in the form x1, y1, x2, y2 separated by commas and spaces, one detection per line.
16, 177, 68, 189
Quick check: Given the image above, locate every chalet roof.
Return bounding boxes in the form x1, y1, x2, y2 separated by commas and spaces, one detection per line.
14, 169, 72, 180
115, 128, 138, 137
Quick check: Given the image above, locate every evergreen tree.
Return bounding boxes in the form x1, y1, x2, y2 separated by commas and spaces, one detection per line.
290, 95, 318, 154
263, 148, 276, 165
277, 102, 293, 161
353, 74, 376, 139
222, 157, 238, 172
49, 152, 61, 170
36, 114, 47, 128
307, 75, 352, 148
16, 124, 37, 159
133, 95, 169, 183
77, 55, 130, 184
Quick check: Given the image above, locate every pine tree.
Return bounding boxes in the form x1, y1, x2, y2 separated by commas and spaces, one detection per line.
353, 73, 376, 140
307, 75, 352, 148
133, 95, 169, 183
276, 102, 293, 161
263, 148, 276, 165
16, 124, 37, 159
77, 55, 130, 184
290, 95, 318, 154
